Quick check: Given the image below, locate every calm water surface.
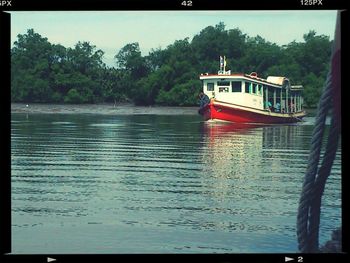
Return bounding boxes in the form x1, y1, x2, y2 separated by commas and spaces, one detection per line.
11, 113, 341, 253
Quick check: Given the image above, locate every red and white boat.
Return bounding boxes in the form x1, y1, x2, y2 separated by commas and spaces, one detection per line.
198, 57, 306, 124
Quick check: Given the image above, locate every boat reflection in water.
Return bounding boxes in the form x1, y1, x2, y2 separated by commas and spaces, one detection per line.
11, 113, 340, 253
201, 121, 265, 179
200, 121, 266, 201
198, 121, 321, 251
200, 121, 311, 189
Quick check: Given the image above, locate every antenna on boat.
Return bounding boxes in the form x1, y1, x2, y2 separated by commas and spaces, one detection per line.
219, 56, 229, 75
224, 56, 226, 72
219, 56, 224, 72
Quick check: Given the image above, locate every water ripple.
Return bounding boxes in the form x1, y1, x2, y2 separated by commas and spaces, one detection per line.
11, 113, 341, 253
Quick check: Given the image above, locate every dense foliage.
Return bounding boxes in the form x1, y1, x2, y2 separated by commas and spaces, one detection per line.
11, 23, 333, 107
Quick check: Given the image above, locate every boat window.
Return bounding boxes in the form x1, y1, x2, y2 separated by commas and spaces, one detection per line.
257, 84, 262, 95
232, 81, 242, 92
207, 83, 214, 91
252, 83, 257, 94
217, 81, 230, 86
245, 82, 251, 93
219, 87, 229, 93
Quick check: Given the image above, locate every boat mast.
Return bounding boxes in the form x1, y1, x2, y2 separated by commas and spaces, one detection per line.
219, 55, 230, 75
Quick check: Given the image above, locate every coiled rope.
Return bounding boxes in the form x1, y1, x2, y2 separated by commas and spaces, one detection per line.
296, 12, 341, 253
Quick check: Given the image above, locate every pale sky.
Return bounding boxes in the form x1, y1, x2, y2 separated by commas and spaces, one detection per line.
10, 11, 338, 67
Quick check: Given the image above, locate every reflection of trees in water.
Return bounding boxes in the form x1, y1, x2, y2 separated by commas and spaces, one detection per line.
115, 115, 204, 192
12, 113, 103, 158
11, 114, 114, 203
11, 114, 341, 238
262, 125, 308, 170
262, 124, 312, 149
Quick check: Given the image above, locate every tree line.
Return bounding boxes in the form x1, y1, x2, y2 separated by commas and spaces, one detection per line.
11, 23, 333, 107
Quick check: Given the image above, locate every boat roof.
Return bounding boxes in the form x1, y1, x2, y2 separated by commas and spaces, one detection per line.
266, 76, 288, 86
199, 72, 303, 90
199, 73, 283, 87
291, 85, 303, 90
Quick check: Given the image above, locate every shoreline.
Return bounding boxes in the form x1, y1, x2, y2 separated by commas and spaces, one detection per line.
11, 103, 317, 116
11, 103, 199, 115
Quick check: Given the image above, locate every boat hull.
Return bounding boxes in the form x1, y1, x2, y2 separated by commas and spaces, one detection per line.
199, 99, 306, 124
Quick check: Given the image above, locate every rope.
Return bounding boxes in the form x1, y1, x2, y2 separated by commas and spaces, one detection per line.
296, 28, 341, 252
296, 72, 332, 252
309, 113, 340, 251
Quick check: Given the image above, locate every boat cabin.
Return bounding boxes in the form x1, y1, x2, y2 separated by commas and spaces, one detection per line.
200, 72, 304, 114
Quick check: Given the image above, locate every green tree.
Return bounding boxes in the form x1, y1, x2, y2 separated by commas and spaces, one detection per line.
156, 79, 201, 106
100, 67, 129, 103
191, 24, 227, 68
114, 42, 149, 79
302, 73, 325, 108
11, 29, 108, 104
11, 29, 54, 102
64, 88, 82, 103
11, 26, 332, 108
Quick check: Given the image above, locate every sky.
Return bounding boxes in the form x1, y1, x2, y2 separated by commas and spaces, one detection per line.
10, 11, 338, 67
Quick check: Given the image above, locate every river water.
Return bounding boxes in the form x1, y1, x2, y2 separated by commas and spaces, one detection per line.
11, 111, 341, 253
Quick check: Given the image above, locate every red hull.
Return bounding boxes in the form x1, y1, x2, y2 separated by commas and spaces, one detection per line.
200, 100, 305, 124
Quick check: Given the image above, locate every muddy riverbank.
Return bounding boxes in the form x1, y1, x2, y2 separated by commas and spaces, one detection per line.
11, 103, 199, 115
